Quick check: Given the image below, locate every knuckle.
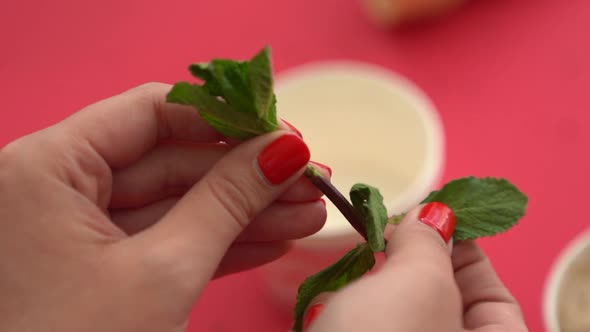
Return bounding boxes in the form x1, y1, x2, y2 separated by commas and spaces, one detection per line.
62, 136, 112, 204
122, 82, 169, 109
204, 171, 259, 230
126, 82, 173, 138
132, 82, 170, 95
0, 141, 19, 164
0, 139, 28, 176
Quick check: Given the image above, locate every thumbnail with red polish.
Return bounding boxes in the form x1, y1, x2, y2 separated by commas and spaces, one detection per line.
257, 134, 310, 185
418, 202, 456, 242
303, 303, 324, 330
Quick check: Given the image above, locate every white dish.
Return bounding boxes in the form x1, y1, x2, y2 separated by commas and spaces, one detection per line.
259, 61, 446, 311
274, 61, 445, 246
544, 229, 590, 332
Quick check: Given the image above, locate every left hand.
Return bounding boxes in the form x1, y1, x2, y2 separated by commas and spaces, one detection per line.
0, 82, 330, 331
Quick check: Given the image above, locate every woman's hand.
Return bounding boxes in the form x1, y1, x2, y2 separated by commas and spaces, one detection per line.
301, 203, 529, 332
0, 82, 330, 332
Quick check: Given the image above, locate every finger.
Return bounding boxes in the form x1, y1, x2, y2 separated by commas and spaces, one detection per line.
301, 293, 330, 332
452, 241, 528, 331
122, 131, 311, 290
59, 82, 224, 169
385, 202, 455, 262
307, 203, 461, 332
223, 118, 303, 145
110, 197, 179, 235
279, 119, 303, 138
287, 161, 331, 200
110, 142, 226, 208
110, 141, 331, 208
213, 241, 293, 278
110, 199, 326, 242
236, 199, 326, 242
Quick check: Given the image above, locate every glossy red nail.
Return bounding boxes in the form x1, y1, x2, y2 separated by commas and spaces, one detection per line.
257, 135, 310, 185
418, 202, 456, 242
303, 303, 324, 330
311, 161, 332, 176
282, 119, 303, 138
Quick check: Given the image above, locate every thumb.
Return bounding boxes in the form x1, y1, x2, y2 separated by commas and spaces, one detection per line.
301, 203, 459, 331
126, 131, 310, 281
386, 202, 456, 259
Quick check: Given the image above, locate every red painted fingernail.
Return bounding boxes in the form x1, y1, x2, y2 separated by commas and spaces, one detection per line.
257, 135, 310, 185
303, 303, 324, 330
282, 119, 303, 138
311, 161, 332, 176
418, 202, 456, 242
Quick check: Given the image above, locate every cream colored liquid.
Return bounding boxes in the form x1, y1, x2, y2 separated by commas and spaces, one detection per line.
275, 63, 443, 239
558, 246, 590, 332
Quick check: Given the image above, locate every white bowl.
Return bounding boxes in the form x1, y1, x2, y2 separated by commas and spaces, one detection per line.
259, 61, 446, 311
275, 61, 445, 246
543, 229, 590, 332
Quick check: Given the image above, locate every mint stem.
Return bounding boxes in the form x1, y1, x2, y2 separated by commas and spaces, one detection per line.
304, 165, 368, 241
388, 213, 406, 225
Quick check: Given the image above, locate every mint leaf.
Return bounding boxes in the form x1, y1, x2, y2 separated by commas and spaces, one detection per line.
292, 243, 375, 332
189, 63, 223, 96
248, 47, 274, 118
167, 47, 279, 140
209, 59, 257, 114
166, 82, 270, 139
421, 177, 528, 240
350, 183, 388, 252
166, 81, 200, 105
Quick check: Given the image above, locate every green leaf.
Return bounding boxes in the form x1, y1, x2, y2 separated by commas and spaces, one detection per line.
166, 82, 269, 140
263, 93, 279, 132
189, 63, 223, 96
167, 47, 280, 140
292, 243, 375, 332
248, 46, 274, 119
388, 212, 406, 225
209, 59, 256, 114
350, 183, 389, 252
421, 177, 528, 240
166, 81, 199, 105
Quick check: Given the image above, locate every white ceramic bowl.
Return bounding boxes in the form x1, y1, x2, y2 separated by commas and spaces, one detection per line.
544, 229, 590, 332
275, 61, 445, 245
259, 61, 446, 311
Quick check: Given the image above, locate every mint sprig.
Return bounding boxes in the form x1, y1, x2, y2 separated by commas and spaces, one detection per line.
167, 47, 278, 140
293, 243, 375, 332
166, 46, 529, 332
168, 46, 369, 239
350, 183, 389, 252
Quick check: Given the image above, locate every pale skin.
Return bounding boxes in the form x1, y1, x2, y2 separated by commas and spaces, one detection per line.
303, 208, 530, 332
0, 83, 528, 331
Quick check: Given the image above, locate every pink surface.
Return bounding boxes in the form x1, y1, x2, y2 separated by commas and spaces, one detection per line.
1, 0, 588, 331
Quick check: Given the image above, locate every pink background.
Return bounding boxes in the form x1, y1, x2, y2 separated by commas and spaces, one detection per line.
1, 0, 589, 331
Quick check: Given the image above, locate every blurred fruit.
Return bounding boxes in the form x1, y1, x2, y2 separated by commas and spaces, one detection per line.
362, 0, 466, 26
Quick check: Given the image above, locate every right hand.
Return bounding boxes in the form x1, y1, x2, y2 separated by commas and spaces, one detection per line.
301, 203, 529, 332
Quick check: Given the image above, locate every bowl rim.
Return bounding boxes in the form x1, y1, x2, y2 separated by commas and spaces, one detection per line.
543, 228, 590, 332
